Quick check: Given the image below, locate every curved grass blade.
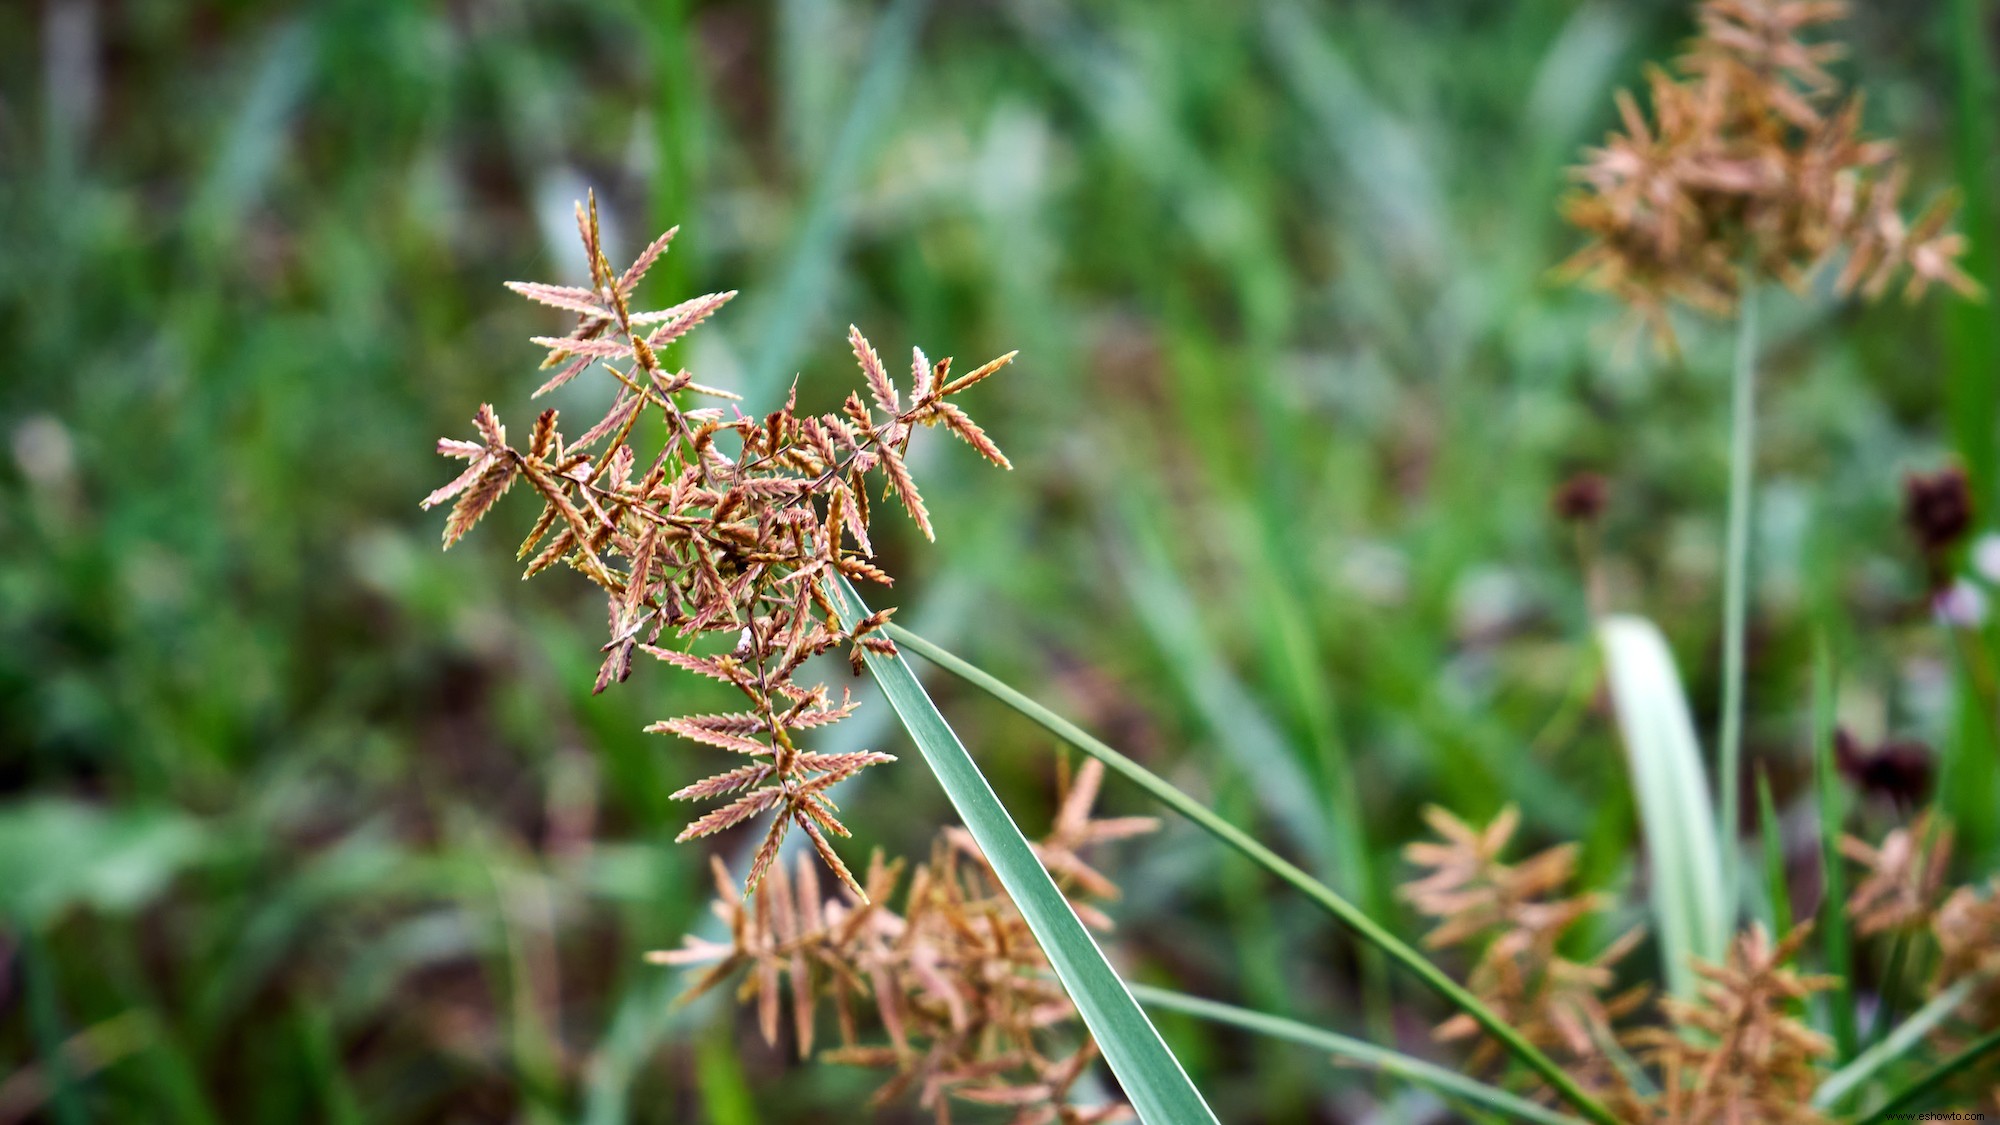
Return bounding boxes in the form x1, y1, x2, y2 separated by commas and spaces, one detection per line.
1813, 976, 1978, 1110
1596, 615, 1728, 997
887, 623, 1625, 1125
1127, 984, 1583, 1125
1853, 1025, 2000, 1125
829, 580, 1219, 1125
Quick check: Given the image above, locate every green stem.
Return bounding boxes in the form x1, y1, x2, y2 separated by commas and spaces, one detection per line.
1814, 976, 1979, 1111
1811, 639, 1859, 1061
1717, 273, 1760, 922
1854, 1025, 2000, 1124
1126, 983, 1584, 1125
888, 624, 1625, 1125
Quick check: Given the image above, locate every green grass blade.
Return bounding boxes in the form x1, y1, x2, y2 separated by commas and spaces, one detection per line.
887, 623, 1625, 1125
1854, 1025, 2000, 1125
1126, 984, 1583, 1125
1756, 769, 1792, 935
742, 0, 926, 399
1716, 274, 1760, 922
1813, 976, 1978, 1110
1809, 639, 1858, 1060
831, 581, 1219, 1125
1596, 615, 1728, 997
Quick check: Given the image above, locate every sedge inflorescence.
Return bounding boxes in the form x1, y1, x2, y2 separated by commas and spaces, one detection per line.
1408, 805, 2000, 1122
652, 758, 1150, 1125
1563, 0, 1975, 332
422, 195, 1015, 898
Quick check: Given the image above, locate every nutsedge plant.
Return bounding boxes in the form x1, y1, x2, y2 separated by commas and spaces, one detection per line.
1564, 0, 1977, 922
418, 1, 2000, 1121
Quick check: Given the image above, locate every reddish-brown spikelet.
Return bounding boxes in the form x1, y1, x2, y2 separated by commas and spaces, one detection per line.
423, 192, 1016, 896
650, 759, 1144, 1125
1563, 0, 1977, 338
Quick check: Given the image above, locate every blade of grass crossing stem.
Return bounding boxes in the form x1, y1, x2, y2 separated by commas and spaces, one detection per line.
1811, 639, 1858, 1060
886, 623, 1625, 1125
1126, 984, 1583, 1125
830, 580, 1220, 1125
1596, 616, 1728, 998
1813, 976, 1979, 1110
1854, 1027, 2000, 1124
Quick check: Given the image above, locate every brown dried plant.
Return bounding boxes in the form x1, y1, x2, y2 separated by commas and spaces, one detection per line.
1563, 0, 1975, 333
1402, 806, 1650, 1117
1840, 811, 1954, 937
1637, 924, 1837, 1125
421, 195, 1015, 897
651, 759, 1147, 1125
1405, 808, 1859, 1125
1932, 876, 2000, 1029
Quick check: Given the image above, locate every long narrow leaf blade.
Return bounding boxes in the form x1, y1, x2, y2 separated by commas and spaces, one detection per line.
1813, 976, 1979, 1109
1127, 984, 1583, 1125
829, 579, 1218, 1125
1597, 615, 1728, 997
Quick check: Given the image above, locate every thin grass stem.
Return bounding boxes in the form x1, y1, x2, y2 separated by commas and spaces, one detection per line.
1853, 1025, 2000, 1124
1810, 638, 1859, 1060
1813, 976, 1978, 1111
889, 624, 1626, 1125
1717, 271, 1760, 922
1125, 983, 1585, 1125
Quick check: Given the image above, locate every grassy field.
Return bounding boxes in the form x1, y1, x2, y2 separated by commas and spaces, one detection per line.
3, 1, 1997, 1121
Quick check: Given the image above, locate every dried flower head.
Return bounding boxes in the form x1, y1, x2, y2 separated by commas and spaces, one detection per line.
652, 759, 1143, 1125
1552, 472, 1612, 524
422, 195, 1016, 896
1841, 812, 1954, 936
1639, 924, 1837, 1125
1402, 807, 1648, 1115
1933, 877, 2000, 1027
1903, 465, 1975, 564
1563, 0, 1976, 333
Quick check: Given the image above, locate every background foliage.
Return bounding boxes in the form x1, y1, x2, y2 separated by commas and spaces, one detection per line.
2, 0, 1994, 1120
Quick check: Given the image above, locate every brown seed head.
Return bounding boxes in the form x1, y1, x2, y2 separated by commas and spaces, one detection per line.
1903, 465, 1974, 558
424, 194, 1016, 897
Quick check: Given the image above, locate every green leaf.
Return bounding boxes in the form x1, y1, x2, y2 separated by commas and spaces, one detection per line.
1813, 976, 1979, 1110
1853, 1025, 2000, 1124
829, 579, 1219, 1125
1127, 984, 1583, 1125
1809, 639, 1858, 1060
1597, 615, 1728, 998
887, 623, 1626, 1125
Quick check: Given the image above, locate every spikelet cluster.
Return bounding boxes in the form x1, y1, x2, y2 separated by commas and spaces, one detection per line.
1403, 806, 1651, 1118
1839, 814, 2000, 1062
422, 195, 1015, 896
1637, 924, 1837, 1125
1563, 0, 1975, 332
652, 759, 1150, 1125
1405, 808, 1847, 1124
1840, 812, 1953, 936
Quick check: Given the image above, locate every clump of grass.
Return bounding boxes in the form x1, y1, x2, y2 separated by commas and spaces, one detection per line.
414, 3, 1997, 1122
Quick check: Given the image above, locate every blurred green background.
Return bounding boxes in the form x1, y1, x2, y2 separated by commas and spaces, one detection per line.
3, 0, 1996, 1121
